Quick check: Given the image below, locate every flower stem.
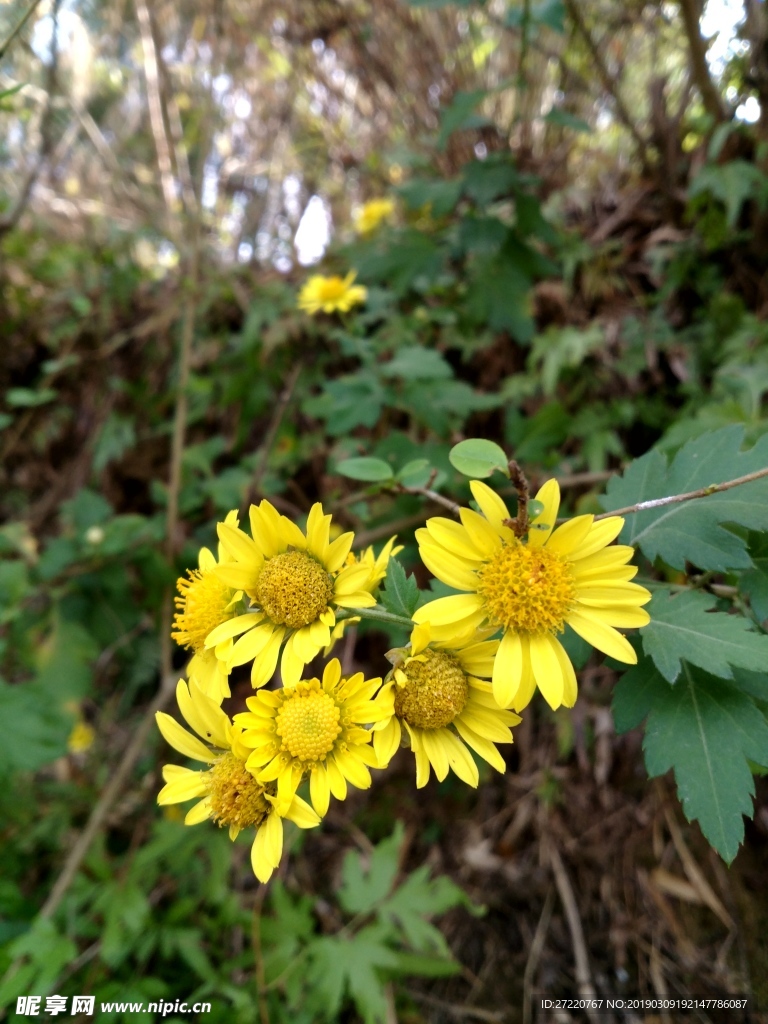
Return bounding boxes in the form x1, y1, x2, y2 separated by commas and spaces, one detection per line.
337, 605, 414, 629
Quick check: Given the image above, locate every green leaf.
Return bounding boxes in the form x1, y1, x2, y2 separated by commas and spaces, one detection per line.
689, 160, 768, 228
396, 458, 433, 488
380, 559, 419, 619
739, 532, 768, 624
449, 438, 509, 478
528, 324, 604, 395
464, 250, 534, 340
543, 108, 590, 132
380, 346, 453, 381
613, 658, 768, 861
378, 865, 473, 954
397, 178, 462, 216
435, 90, 490, 150
338, 822, 404, 914
601, 426, 768, 572
640, 588, 768, 683
0, 680, 72, 774
335, 457, 394, 482
5, 387, 57, 408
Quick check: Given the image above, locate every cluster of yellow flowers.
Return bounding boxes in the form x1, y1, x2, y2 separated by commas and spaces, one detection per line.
157, 480, 650, 882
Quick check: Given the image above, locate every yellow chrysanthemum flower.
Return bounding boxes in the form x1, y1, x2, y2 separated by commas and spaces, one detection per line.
234, 659, 386, 817
297, 271, 367, 316
413, 480, 651, 712
204, 501, 382, 687
353, 198, 395, 235
156, 678, 320, 883
371, 623, 520, 788
323, 536, 403, 654
171, 510, 243, 702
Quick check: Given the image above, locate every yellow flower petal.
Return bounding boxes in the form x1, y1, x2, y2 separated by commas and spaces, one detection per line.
185, 796, 212, 825
420, 729, 450, 782
155, 711, 216, 762
568, 517, 624, 560
251, 626, 285, 686
528, 633, 565, 710
545, 515, 594, 556
492, 631, 524, 709
418, 540, 480, 591
157, 772, 208, 805
527, 478, 561, 548
469, 480, 512, 534
205, 612, 264, 648
423, 518, 485, 561
284, 794, 321, 829
373, 716, 401, 766
412, 593, 484, 626
567, 610, 637, 663
310, 764, 330, 817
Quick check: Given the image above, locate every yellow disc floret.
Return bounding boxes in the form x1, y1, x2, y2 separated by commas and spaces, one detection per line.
275, 681, 342, 762
208, 753, 271, 830
172, 569, 237, 653
394, 650, 469, 730
255, 551, 333, 629
476, 540, 577, 635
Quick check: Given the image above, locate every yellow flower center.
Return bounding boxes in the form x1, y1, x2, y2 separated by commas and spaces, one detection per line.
476, 540, 576, 634
255, 550, 333, 629
394, 650, 468, 730
275, 682, 342, 762
172, 569, 236, 653
208, 753, 271, 829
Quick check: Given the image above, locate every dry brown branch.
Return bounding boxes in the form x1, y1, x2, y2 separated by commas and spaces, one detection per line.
251, 359, 304, 496
677, 0, 729, 122
523, 887, 555, 1024
0, 0, 61, 238
562, 0, 651, 169
134, 0, 177, 222
546, 838, 605, 1024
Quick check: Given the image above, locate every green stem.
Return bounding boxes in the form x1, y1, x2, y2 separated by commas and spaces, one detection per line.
336, 605, 414, 629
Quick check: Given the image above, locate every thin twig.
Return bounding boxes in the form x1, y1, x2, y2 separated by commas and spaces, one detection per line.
0, 0, 61, 238
0, 0, 47, 60
252, 884, 271, 1024
593, 466, 768, 521
396, 484, 461, 516
563, 0, 651, 168
406, 991, 504, 1023
251, 360, 303, 496
546, 838, 604, 1024
134, 0, 177, 223
37, 674, 177, 922
523, 887, 555, 1024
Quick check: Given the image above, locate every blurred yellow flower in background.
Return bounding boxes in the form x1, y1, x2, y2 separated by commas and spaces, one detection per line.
67, 719, 95, 754
353, 198, 395, 235
297, 271, 367, 315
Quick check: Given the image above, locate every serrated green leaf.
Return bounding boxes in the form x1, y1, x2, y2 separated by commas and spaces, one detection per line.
449, 438, 509, 478
601, 426, 768, 571
614, 658, 768, 861
380, 346, 453, 381
379, 559, 419, 619
335, 457, 394, 482
338, 823, 404, 914
640, 588, 768, 683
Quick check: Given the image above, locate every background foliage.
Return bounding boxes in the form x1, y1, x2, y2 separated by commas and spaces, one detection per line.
1, 0, 768, 1018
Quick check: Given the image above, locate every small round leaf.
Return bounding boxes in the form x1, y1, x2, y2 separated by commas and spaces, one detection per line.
527, 499, 545, 520
449, 439, 510, 479
397, 458, 432, 488
335, 457, 394, 482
